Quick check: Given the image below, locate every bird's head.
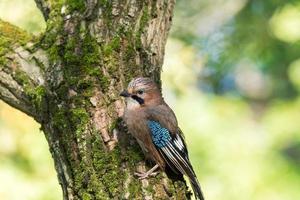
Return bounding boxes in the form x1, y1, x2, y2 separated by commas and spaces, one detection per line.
120, 77, 162, 109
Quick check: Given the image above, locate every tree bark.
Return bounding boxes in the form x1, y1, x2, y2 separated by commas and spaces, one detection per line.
0, 0, 191, 199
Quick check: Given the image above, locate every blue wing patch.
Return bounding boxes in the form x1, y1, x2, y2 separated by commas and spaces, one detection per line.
147, 120, 171, 148
147, 121, 204, 199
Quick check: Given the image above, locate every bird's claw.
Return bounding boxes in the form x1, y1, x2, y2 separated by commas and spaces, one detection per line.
134, 171, 159, 180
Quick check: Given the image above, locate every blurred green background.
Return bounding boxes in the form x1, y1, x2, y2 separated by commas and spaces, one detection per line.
1, 0, 300, 199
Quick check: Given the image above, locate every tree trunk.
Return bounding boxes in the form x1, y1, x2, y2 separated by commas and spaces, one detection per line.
0, 0, 191, 199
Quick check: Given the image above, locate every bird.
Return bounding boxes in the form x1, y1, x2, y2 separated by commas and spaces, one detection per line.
120, 77, 205, 200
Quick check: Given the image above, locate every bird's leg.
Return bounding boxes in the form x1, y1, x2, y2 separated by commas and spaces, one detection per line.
134, 164, 159, 180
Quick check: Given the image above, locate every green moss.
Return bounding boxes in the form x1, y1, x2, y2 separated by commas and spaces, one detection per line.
98, 75, 110, 92
91, 138, 126, 195
125, 144, 144, 167
103, 37, 120, 57
58, 29, 109, 94
0, 20, 32, 48
43, 18, 63, 68
42, 2, 116, 95
0, 20, 32, 66
145, 184, 155, 194
14, 70, 30, 85
88, 174, 110, 199
70, 108, 89, 136
125, 44, 135, 61
74, 163, 110, 199
0, 37, 10, 66
64, 38, 78, 64
100, 1, 113, 28
99, 0, 108, 5
52, 105, 89, 137
71, 108, 89, 122
103, 45, 113, 57
135, 7, 149, 49
12, 69, 47, 112
67, 136, 126, 198
82, 35, 101, 73
109, 118, 119, 133
140, 8, 150, 32
66, 0, 85, 12
47, 44, 59, 61
99, 35, 122, 87
171, 180, 191, 199
82, 192, 92, 200
110, 36, 121, 51
52, 109, 68, 130
27, 85, 47, 111
128, 178, 142, 199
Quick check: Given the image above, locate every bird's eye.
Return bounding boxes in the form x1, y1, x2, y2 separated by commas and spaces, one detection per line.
137, 90, 144, 95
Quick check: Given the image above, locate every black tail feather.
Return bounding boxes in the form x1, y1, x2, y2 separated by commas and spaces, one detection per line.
189, 176, 205, 200
159, 142, 205, 199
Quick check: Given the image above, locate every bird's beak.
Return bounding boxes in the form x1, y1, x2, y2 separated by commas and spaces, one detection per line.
120, 90, 131, 97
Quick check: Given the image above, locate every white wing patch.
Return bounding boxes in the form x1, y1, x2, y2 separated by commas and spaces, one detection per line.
161, 146, 185, 175
160, 139, 194, 177
173, 134, 185, 151
158, 134, 205, 200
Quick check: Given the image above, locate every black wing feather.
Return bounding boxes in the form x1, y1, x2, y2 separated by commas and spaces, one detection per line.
159, 134, 205, 200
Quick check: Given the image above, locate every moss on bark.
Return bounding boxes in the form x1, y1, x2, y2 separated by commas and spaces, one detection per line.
0, 20, 31, 66
0, 0, 190, 199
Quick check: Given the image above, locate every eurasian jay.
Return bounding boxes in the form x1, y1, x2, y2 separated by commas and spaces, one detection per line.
120, 77, 204, 200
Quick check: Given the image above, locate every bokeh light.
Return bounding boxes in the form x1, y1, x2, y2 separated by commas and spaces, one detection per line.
270, 3, 300, 43
288, 58, 300, 90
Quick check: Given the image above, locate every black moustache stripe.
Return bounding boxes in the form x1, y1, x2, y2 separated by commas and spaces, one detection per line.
131, 95, 144, 105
